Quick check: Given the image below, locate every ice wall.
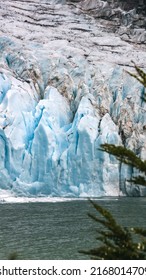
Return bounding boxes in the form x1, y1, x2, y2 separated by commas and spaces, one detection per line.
0, 35, 146, 198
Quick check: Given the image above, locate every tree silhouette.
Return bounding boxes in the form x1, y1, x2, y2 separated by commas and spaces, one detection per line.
80, 200, 146, 260
80, 64, 146, 260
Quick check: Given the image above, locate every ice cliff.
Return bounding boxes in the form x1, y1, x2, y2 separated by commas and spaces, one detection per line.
0, 0, 146, 197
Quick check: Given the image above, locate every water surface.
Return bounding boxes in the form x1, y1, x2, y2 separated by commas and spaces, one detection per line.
0, 197, 146, 259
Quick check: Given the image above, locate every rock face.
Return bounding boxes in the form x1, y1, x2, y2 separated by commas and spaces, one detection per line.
76, 0, 146, 43
0, 0, 146, 197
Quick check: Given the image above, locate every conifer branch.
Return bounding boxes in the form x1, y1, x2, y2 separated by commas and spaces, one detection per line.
80, 201, 146, 260
127, 176, 146, 186
81, 64, 146, 260
100, 144, 146, 174
126, 61, 146, 88
99, 64, 146, 188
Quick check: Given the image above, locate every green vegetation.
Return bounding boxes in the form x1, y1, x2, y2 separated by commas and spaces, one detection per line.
80, 200, 146, 260
8, 252, 18, 260
99, 144, 146, 186
101, 64, 146, 187
126, 62, 146, 88
81, 64, 146, 260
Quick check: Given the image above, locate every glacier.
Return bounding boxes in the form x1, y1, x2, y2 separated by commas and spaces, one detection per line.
0, 0, 146, 198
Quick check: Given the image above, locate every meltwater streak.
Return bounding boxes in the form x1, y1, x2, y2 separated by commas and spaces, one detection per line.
0, 198, 145, 259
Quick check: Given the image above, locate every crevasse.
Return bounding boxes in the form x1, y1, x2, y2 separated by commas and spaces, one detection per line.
0, 31, 146, 198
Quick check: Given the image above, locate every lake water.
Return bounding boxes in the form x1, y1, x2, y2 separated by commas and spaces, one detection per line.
0, 197, 146, 260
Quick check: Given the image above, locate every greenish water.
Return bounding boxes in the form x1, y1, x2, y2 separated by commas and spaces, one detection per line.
0, 197, 146, 260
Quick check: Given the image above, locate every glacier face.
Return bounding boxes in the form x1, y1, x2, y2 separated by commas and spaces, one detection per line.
0, 1, 146, 197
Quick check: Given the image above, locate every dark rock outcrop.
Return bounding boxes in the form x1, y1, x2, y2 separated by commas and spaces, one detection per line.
67, 0, 146, 43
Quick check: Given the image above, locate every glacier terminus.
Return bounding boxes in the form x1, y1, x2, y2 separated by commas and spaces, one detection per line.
0, 0, 146, 198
